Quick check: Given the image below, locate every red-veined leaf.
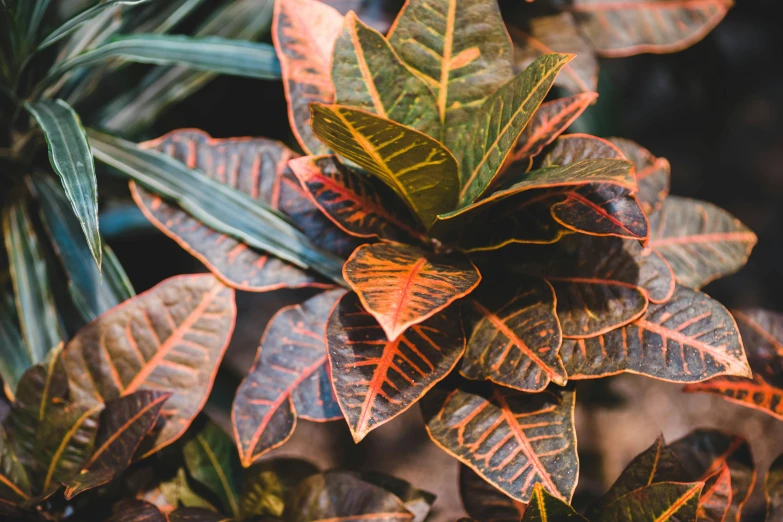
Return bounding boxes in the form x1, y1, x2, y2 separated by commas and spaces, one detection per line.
461, 274, 566, 392
132, 129, 358, 292
106, 499, 166, 522
684, 309, 783, 421
327, 292, 464, 442
239, 458, 318, 518
669, 429, 755, 522
767, 454, 783, 522
423, 386, 578, 503
0, 427, 30, 511
595, 481, 702, 522
232, 289, 345, 467
698, 465, 733, 522
286, 471, 414, 522
288, 155, 424, 243
183, 421, 241, 518
543, 133, 625, 165
62, 274, 236, 458
560, 285, 751, 382
64, 391, 170, 499
649, 196, 757, 289
566, 0, 733, 57
522, 483, 587, 521
609, 138, 670, 216
459, 465, 526, 522
343, 242, 480, 341
273, 0, 343, 154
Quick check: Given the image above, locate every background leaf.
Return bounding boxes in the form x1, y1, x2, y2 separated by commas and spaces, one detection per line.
459, 465, 525, 522
183, 421, 240, 518
767, 454, 783, 522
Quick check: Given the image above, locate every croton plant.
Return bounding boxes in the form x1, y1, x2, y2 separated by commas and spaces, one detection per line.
4, 0, 783, 520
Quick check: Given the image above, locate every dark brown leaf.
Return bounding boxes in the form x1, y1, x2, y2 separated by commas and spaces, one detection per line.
609, 138, 670, 216
106, 499, 166, 522
522, 483, 587, 521
459, 465, 526, 522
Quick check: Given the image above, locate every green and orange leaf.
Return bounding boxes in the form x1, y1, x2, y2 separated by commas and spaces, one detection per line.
423, 386, 578, 503
327, 292, 464, 442
609, 138, 671, 217
594, 481, 702, 522
62, 274, 236, 458
522, 483, 587, 521
343, 242, 480, 341
232, 289, 345, 467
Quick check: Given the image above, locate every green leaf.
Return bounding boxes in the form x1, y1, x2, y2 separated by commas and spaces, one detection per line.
25, 100, 101, 270
0, 426, 31, 508
332, 12, 439, 135
32, 175, 134, 323
310, 104, 459, 227
239, 458, 318, 518
0, 288, 30, 396
458, 53, 574, 205
183, 422, 240, 518
523, 483, 587, 521
595, 482, 702, 522
38, 0, 153, 51
88, 131, 346, 285
2, 199, 62, 366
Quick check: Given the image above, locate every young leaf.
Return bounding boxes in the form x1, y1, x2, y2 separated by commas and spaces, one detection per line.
459, 465, 525, 522
64, 391, 170, 499
560, 285, 751, 382
387, 0, 515, 151
609, 138, 671, 217
288, 155, 424, 243
458, 53, 574, 204
310, 104, 459, 227
328, 292, 465, 442
565, 0, 734, 57
343, 242, 480, 341
183, 422, 240, 518
62, 274, 236, 458
698, 465, 732, 522
274, 0, 344, 155
0, 427, 31, 509
332, 12, 439, 135
461, 274, 566, 392
24, 100, 101, 270
767, 454, 783, 522
423, 386, 578, 503
594, 481, 702, 522
649, 196, 757, 289
2, 200, 62, 367
523, 483, 587, 521
683, 309, 783, 421
232, 289, 345, 467
239, 458, 318, 518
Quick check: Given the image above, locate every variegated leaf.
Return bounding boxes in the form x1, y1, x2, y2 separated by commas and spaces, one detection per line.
609, 138, 670, 217
522, 483, 587, 521
595, 482, 702, 522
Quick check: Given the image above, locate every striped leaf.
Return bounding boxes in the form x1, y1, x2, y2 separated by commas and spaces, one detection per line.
25, 100, 101, 270
274, 0, 343, 155
609, 138, 671, 217
649, 196, 757, 289
767, 454, 783, 522
458, 54, 574, 204
64, 391, 170, 499
423, 386, 578, 503
0, 287, 30, 396
183, 422, 240, 518
461, 275, 566, 392
327, 292, 465, 442
560, 285, 751, 382
523, 483, 587, 522
289, 155, 424, 243
332, 13, 439, 135
565, 0, 733, 57
459, 465, 526, 522
343, 242, 480, 341
232, 289, 345, 467
387, 0, 515, 153
310, 104, 459, 227
684, 309, 783, 421
669, 429, 755, 522
62, 274, 236, 458
0, 427, 31, 511
594, 482, 702, 522
90, 130, 348, 286
698, 465, 733, 522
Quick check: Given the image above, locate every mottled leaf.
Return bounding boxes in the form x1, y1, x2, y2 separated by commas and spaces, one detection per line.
461, 275, 566, 392
274, 0, 343, 154
459, 465, 525, 522
595, 481, 702, 522
458, 53, 574, 204
343, 242, 480, 341
332, 13, 438, 135
289, 155, 424, 243
523, 483, 587, 521
649, 197, 756, 289
0, 427, 30, 509
183, 422, 240, 518
239, 458, 318, 518
698, 465, 732, 522
310, 104, 459, 227
423, 386, 578, 503
233, 290, 345, 467
328, 292, 464, 442
609, 138, 670, 217
560, 286, 751, 382
566, 0, 734, 57
767, 454, 783, 522
62, 274, 236, 457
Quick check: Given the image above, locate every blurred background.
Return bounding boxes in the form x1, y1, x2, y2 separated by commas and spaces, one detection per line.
96, 0, 783, 519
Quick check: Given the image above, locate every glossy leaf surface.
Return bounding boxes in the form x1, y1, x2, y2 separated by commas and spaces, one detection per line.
459, 465, 525, 522
183, 422, 240, 518
343, 242, 479, 341
423, 386, 577, 503
328, 292, 464, 442
310, 104, 459, 226
62, 274, 236, 457
461, 275, 565, 392
522, 483, 587, 521
233, 289, 345, 466
595, 481, 702, 522
649, 196, 756, 289
560, 286, 750, 382
609, 138, 670, 216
